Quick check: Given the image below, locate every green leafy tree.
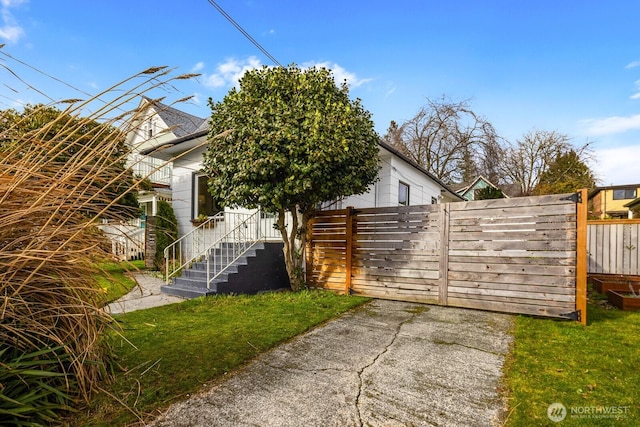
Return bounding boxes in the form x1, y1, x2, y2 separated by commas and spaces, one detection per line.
204, 66, 380, 290
533, 149, 596, 195
475, 186, 505, 200
154, 200, 178, 270
0, 104, 140, 217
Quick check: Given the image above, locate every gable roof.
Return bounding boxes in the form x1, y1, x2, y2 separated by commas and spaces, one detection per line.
137, 100, 463, 201
456, 175, 506, 199
378, 140, 463, 201
142, 96, 208, 138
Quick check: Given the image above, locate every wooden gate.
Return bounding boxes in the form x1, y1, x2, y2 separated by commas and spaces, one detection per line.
306, 190, 587, 324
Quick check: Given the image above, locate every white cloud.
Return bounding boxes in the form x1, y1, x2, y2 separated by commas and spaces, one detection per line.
593, 145, 640, 185
201, 56, 263, 89
198, 58, 371, 92
190, 92, 203, 106
302, 61, 373, 88
1, 0, 27, 7
191, 62, 205, 73
582, 114, 640, 135
0, 0, 25, 44
625, 61, 640, 69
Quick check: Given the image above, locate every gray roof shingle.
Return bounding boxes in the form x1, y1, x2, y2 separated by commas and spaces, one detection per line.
143, 96, 207, 138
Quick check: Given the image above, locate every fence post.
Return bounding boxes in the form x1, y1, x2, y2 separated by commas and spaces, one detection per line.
576, 188, 588, 325
439, 203, 450, 305
345, 206, 355, 295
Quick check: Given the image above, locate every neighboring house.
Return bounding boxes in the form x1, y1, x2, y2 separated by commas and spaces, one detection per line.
125, 97, 208, 217
99, 97, 200, 260
624, 197, 640, 219
588, 184, 640, 219
455, 175, 506, 201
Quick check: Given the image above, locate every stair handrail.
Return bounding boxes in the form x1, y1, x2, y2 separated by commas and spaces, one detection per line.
205, 210, 262, 290
164, 211, 226, 284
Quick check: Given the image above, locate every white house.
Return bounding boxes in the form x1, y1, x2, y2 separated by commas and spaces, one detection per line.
125, 97, 208, 217
132, 98, 462, 235
128, 97, 464, 296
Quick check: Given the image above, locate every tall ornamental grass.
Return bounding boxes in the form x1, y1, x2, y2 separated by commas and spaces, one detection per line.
0, 57, 197, 425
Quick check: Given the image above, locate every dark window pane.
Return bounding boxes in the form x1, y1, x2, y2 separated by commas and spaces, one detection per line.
197, 175, 221, 216
399, 181, 409, 206
613, 188, 636, 200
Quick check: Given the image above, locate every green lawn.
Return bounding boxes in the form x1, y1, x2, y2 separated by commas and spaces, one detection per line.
76, 290, 369, 426
504, 293, 640, 426
85, 265, 640, 426
94, 260, 145, 304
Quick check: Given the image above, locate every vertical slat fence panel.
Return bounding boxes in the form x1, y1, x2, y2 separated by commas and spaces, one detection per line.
587, 220, 640, 276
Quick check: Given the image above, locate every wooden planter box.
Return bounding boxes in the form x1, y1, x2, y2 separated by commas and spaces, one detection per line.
591, 275, 640, 294
607, 290, 640, 311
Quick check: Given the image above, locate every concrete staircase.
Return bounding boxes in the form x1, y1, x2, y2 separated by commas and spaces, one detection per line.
161, 242, 289, 299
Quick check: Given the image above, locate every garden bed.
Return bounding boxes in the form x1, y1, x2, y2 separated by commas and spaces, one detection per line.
607, 289, 640, 311
589, 274, 640, 294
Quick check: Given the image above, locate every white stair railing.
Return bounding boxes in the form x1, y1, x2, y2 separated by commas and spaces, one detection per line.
164, 212, 226, 284
205, 210, 261, 289
164, 210, 279, 286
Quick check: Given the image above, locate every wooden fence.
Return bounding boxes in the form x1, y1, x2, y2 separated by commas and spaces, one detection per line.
588, 219, 640, 276
306, 191, 587, 323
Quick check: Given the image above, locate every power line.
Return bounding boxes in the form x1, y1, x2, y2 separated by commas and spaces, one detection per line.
206, 0, 284, 68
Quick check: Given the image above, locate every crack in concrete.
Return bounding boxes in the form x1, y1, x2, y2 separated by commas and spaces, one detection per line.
354, 310, 421, 426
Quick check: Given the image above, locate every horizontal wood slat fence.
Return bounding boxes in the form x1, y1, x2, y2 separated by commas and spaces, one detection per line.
587, 219, 640, 276
307, 191, 587, 323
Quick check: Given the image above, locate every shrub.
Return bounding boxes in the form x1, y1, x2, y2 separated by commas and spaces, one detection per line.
154, 200, 178, 270
0, 57, 197, 424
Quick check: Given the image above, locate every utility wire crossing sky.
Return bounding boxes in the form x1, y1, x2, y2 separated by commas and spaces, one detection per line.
0, 0, 639, 186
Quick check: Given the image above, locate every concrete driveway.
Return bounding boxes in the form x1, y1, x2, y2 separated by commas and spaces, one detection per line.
151, 299, 513, 427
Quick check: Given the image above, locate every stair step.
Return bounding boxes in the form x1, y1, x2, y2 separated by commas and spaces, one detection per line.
182, 268, 233, 281
161, 284, 217, 299
162, 241, 286, 299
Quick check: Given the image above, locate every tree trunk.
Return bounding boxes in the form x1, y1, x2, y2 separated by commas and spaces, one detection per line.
277, 206, 308, 291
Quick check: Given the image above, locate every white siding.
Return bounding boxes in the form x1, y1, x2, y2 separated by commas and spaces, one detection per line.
167, 141, 459, 237
341, 146, 448, 208
171, 148, 205, 237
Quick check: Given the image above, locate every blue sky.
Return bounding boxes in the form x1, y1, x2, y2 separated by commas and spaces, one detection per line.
1, 0, 639, 186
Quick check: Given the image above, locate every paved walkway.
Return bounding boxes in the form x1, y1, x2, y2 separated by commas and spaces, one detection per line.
105, 272, 184, 315
151, 299, 514, 427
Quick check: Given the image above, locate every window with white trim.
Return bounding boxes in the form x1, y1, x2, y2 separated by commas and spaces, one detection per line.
398, 181, 410, 206
194, 174, 223, 218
